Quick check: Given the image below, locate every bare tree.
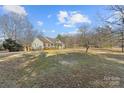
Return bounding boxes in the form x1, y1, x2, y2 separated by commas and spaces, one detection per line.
78, 24, 91, 53
94, 25, 113, 48
104, 5, 124, 52
0, 12, 38, 51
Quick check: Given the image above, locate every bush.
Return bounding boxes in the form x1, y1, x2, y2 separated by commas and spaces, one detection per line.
3, 38, 23, 52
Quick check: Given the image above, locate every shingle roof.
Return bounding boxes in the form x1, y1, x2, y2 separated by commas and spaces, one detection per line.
46, 37, 56, 43
38, 36, 64, 45
38, 36, 53, 44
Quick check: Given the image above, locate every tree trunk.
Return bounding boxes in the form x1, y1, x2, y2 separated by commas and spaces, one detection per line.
85, 46, 89, 53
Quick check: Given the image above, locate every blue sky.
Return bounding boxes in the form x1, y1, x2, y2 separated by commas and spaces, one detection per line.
0, 5, 109, 37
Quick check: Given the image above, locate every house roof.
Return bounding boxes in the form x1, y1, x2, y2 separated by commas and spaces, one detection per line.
37, 36, 64, 44
38, 36, 53, 44
46, 37, 56, 43
45, 37, 64, 44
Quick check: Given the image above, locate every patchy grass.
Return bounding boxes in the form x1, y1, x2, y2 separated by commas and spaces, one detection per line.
0, 49, 124, 87
17, 52, 124, 88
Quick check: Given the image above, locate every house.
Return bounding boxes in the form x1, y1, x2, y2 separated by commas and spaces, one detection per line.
55, 39, 65, 49
31, 36, 65, 50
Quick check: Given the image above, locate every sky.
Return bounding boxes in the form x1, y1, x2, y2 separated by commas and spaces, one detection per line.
0, 5, 109, 38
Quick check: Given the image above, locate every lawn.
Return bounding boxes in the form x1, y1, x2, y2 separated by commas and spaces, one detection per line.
0, 48, 124, 87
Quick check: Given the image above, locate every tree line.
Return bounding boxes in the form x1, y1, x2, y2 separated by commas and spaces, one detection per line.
0, 6, 124, 52
56, 5, 124, 53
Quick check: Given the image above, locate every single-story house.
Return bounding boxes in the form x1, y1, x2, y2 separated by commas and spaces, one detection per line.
31, 36, 65, 50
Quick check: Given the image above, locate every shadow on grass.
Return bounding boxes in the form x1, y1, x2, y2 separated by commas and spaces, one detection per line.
101, 53, 124, 61
1, 51, 123, 88
16, 52, 124, 88
94, 48, 122, 53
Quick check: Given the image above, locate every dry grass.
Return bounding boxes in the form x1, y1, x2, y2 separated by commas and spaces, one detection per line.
0, 48, 124, 87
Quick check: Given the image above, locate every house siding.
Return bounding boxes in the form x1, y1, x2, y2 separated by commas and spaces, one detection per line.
31, 37, 65, 50
32, 38, 44, 50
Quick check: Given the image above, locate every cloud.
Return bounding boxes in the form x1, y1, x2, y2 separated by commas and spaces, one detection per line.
68, 31, 78, 34
68, 28, 80, 34
57, 11, 91, 27
107, 11, 122, 24
51, 30, 55, 33
42, 29, 46, 32
70, 13, 91, 24
37, 21, 43, 26
48, 15, 52, 18
61, 28, 80, 35
42, 29, 55, 33
57, 11, 68, 23
3, 5, 27, 16
64, 24, 72, 27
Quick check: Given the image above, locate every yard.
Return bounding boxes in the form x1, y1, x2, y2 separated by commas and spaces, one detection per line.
0, 48, 124, 87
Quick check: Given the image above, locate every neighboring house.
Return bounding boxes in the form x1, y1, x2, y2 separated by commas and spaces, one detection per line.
31, 37, 65, 50
55, 39, 65, 49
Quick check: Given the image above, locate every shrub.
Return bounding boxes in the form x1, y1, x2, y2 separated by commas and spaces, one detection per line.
0, 44, 4, 50
3, 38, 23, 52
